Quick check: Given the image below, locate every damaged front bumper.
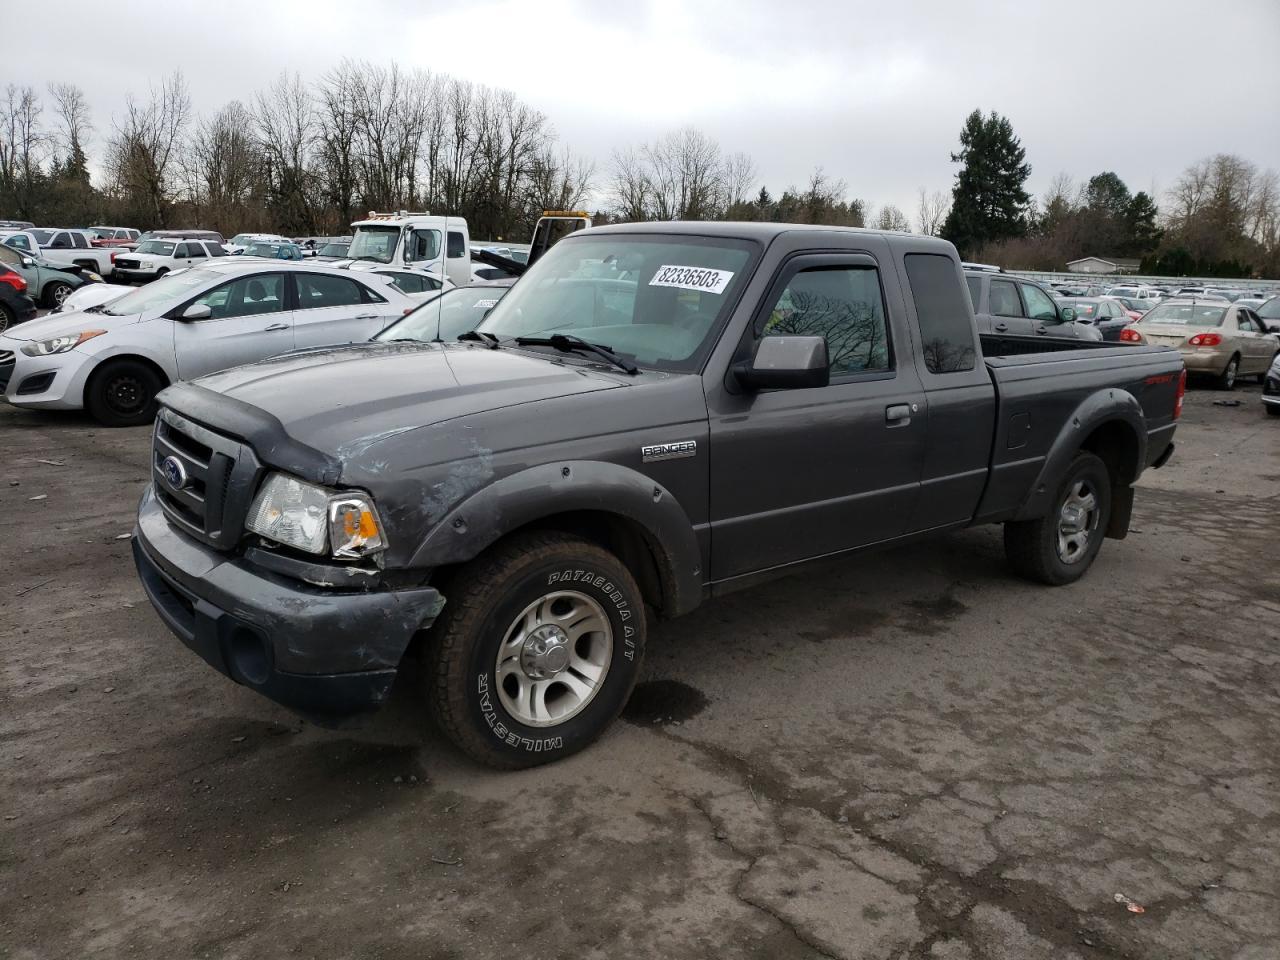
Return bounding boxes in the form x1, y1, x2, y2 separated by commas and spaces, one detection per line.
132, 486, 444, 722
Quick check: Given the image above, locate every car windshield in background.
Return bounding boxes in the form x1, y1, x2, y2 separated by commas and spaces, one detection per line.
347, 227, 399, 263
1063, 300, 1099, 317
1258, 298, 1280, 319
246, 242, 293, 258
474, 235, 756, 372
99, 268, 216, 315
30, 229, 55, 244
376, 286, 511, 343
230, 234, 255, 245
1141, 302, 1227, 326
136, 240, 176, 256
319, 242, 350, 256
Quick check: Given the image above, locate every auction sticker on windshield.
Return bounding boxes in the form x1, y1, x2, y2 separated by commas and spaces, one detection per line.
649, 265, 734, 294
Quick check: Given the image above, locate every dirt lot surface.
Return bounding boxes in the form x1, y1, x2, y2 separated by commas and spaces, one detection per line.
2, 384, 1278, 960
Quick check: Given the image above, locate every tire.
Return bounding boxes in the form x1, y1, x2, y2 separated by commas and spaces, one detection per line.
43, 280, 73, 309
1004, 451, 1112, 586
1214, 355, 1240, 390
1268, 405, 1280, 417
425, 531, 646, 769
154, 268, 169, 280
0, 302, 12, 334
84, 359, 164, 427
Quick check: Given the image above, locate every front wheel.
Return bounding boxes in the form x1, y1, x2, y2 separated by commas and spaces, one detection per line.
424, 532, 646, 769
1004, 451, 1112, 586
84, 359, 163, 427
43, 280, 73, 309
0, 302, 13, 334
1215, 355, 1239, 390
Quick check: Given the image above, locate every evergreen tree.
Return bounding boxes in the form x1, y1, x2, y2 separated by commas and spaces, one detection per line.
1124, 191, 1161, 255
941, 110, 1031, 256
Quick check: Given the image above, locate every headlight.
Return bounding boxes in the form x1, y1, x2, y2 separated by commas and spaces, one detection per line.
20, 330, 106, 356
83, 271, 104, 283
246, 472, 388, 559
140, 261, 153, 269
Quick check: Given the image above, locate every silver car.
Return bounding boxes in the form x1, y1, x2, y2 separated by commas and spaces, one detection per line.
0, 261, 417, 426
1123, 299, 1280, 389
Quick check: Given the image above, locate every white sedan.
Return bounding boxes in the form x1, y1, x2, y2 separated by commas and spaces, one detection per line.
0, 261, 417, 426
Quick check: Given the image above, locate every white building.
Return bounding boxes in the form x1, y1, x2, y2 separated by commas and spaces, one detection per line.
1066, 256, 1142, 275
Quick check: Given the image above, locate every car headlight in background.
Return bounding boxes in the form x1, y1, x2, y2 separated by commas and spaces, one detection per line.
20, 330, 106, 356
82, 271, 104, 283
246, 472, 388, 559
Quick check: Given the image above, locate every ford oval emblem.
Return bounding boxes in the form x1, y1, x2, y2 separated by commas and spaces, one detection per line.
161, 456, 189, 490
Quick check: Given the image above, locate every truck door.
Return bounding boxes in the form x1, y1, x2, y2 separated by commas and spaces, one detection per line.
988, 278, 1034, 336
897, 251, 997, 531
707, 250, 927, 581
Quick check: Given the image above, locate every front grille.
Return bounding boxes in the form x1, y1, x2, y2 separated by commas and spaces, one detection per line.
115, 258, 140, 270
152, 409, 261, 550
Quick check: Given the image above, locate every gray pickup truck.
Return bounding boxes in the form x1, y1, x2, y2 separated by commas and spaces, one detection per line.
132, 223, 1184, 768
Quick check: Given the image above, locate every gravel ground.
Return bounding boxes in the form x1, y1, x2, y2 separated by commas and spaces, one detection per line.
1, 383, 1277, 960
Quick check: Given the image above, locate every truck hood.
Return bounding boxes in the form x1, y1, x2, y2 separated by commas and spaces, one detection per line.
2, 308, 142, 341
190, 341, 626, 458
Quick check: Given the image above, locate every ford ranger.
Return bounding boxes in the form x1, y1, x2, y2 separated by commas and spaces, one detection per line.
132, 223, 1184, 768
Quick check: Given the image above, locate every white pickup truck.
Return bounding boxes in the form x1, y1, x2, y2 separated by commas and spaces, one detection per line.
2, 229, 126, 278
345, 212, 472, 287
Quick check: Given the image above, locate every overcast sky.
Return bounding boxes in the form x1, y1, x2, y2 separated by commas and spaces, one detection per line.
13, 0, 1280, 221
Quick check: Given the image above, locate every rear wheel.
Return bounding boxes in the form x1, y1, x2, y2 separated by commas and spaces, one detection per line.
1214, 355, 1240, 390
424, 532, 646, 769
84, 359, 164, 427
1004, 451, 1112, 586
43, 280, 73, 309
0, 302, 13, 334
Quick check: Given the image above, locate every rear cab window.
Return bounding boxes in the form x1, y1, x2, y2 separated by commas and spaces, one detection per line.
903, 254, 977, 373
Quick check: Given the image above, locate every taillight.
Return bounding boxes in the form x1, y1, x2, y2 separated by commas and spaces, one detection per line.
1119, 328, 1142, 342
0, 266, 26, 293
1188, 333, 1221, 346
1174, 368, 1186, 419
110, 251, 118, 263
403, 308, 413, 315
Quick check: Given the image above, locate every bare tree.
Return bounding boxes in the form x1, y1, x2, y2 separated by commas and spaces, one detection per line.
186, 101, 264, 233
107, 72, 191, 226
0, 85, 47, 217
875, 203, 911, 232
254, 72, 318, 232
48, 83, 92, 170
609, 146, 650, 222
916, 188, 950, 235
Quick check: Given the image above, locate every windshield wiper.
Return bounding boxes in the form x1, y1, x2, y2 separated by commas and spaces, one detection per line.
458, 330, 501, 349
514, 334, 638, 375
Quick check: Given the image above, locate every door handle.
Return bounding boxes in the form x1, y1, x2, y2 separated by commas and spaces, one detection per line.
354, 313, 378, 320
994, 322, 1008, 332
263, 322, 289, 332
885, 403, 915, 426
1035, 325, 1048, 335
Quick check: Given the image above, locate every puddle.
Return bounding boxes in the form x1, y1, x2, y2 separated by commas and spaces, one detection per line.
622, 679, 709, 726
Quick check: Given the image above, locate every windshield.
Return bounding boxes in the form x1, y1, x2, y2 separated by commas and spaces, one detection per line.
476, 234, 755, 371
1258, 297, 1280, 319
1107, 287, 1137, 297
348, 226, 400, 264
137, 240, 176, 256
319, 242, 350, 256
246, 242, 291, 258
100, 267, 216, 315
1141, 302, 1227, 326
230, 234, 254, 245
375, 286, 511, 343
1063, 300, 1099, 317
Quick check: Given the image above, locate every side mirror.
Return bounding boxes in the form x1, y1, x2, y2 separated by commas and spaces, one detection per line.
1059, 307, 1076, 322
180, 303, 212, 321
21, 256, 34, 267
733, 335, 829, 390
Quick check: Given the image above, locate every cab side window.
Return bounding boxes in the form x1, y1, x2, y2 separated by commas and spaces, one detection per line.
192, 274, 285, 318
990, 280, 1023, 317
447, 231, 467, 258
1019, 283, 1058, 321
186, 243, 207, 259
71, 232, 90, 249
903, 253, 978, 374
48, 232, 71, 249
760, 266, 891, 377
406, 229, 440, 262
